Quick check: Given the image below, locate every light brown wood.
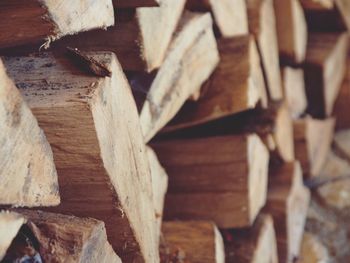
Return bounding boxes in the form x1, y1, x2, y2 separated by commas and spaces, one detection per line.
264, 161, 311, 263
0, 58, 59, 207
3, 53, 158, 263
294, 117, 335, 177
299, 232, 330, 263
282, 67, 307, 118
0, 0, 114, 50
161, 221, 224, 263
274, 0, 307, 64
247, 0, 283, 100
224, 214, 278, 263
304, 32, 348, 118
113, 0, 159, 8
52, 0, 185, 72
138, 12, 220, 142
163, 35, 267, 131
300, 0, 335, 10
186, 0, 248, 37
0, 211, 26, 261
4, 210, 121, 263
152, 133, 269, 228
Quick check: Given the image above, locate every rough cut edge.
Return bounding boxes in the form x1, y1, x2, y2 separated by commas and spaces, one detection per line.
214, 225, 225, 263
0, 211, 26, 260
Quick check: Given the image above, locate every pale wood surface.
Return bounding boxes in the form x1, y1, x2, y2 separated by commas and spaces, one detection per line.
0, 58, 59, 207
299, 232, 330, 263
3, 53, 158, 263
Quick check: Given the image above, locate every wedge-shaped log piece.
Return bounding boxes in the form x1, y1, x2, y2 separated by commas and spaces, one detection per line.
186, 0, 248, 37
294, 117, 335, 177
53, 0, 185, 72
152, 133, 269, 228
164, 35, 267, 130
224, 214, 278, 263
113, 0, 159, 8
274, 0, 307, 64
304, 33, 348, 118
137, 12, 219, 142
0, 211, 26, 261
0, 59, 59, 207
282, 67, 307, 119
0, 0, 114, 50
161, 221, 224, 263
247, 0, 283, 100
264, 161, 310, 263
3, 53, 158, 263
299, 232, 330, 263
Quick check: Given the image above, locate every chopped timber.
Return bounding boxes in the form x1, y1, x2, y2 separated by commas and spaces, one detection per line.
304, 32, 348, 118
0, 58, 59, 207
164, 35, 268, 130
246, 0, 283, 100
264, 161, 311, 263
299, 232, 330, 263
136, 12, 220, 142
161, 221, 225, 263
153, 133, 269, 228
300, 0, 334, 9
0, 0, 114, 50
274, 0, 308, 64
113, 0, 159, 8
334, 129, 350, 160
53, 0, 185, 72
0, 211, 26, 261
186, 0, 248, 37
282, 67, 307, 118
224, 214, 278, 263
3, 53, 158, 263
294, 117, 335, 177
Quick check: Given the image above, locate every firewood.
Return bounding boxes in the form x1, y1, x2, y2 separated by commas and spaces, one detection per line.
161, 221, 225, 263
224, 214, 278, 263
3, 52, 158, 263
186, 0, 248, 37
264, 161, 311, 263
294, 117, 335, 177
0, 211, 26, 261
301, 0, 350, 31
152, 133, 269, 228
2, 210, 121, 263
299, 232, 330, 263
163, 35, 268, 131
113, 0, 159, 8
282, 67, 307, 118
246, 0, 283, 100
135, 12, 219, 142
334, 129, 350, 160
274, 0, 307, 64
0, 58, 59, 207
0, 0, 114, 50
304, 32, 348, 118
52, 0, 185, 72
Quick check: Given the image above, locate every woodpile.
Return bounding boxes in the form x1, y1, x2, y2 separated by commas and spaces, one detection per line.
1, 0, 350, 262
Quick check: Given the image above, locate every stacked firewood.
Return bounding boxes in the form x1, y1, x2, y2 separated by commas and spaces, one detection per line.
0, 0, 350, 262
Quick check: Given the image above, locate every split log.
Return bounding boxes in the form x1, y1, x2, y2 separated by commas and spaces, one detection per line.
0, 58, 59, 207
334, 129, 350, 160
317, 177, 350, 210
152, 133, 269, 228
294, 117, 335, 177
274, 0, 307, 64
113, 0, 159, 8
161, 102, 294, 163
0, 0, 114, 50
246, 0, 283, 100
161, 221, 225, 263
0, 211, 26, 261
264, 161, 311, 263
52, 0, 185, 72
186, 0, 248, 37
301, 0, 350, 31
304, 32, 348, 118
135, 12, 219, 142
299, 232, 330, 263
3, 52, 158, 263
224, 214, 278, 263
163, 35, 268, 131
282, 67, 307, 118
